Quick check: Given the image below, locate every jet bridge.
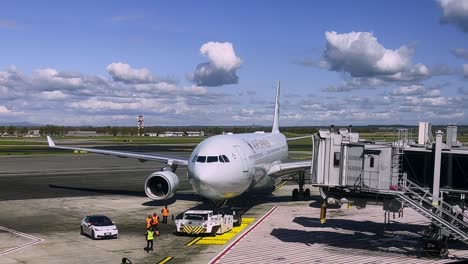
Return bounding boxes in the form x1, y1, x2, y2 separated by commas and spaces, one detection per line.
310, 126, 468, 258
311, 129, 398, 195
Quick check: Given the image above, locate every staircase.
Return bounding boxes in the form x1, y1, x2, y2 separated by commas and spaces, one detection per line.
396, 176, 468, 244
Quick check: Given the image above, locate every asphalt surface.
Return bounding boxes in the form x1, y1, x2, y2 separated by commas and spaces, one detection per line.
0, 152, 193, 201
0, 150, 304, 264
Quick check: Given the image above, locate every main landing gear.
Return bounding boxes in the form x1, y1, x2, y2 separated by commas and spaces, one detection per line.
292, 171, 311, 201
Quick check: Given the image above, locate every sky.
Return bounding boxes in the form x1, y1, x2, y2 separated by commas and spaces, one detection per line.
0, 0, 468, 127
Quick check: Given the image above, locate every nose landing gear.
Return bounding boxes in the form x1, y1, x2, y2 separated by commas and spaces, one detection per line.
291, 171, 311, 201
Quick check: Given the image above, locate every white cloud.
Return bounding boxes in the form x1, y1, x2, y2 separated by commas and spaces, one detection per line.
323, 31, 413, 77
0, 105, 11, 114
200, 42, 242, 71
192, 41, 242, 87
39, 90, 69, 100
451, 48, 468, 60
106, 62, 154, 83
438, 0, 468, 32
391, 85, 426, 96
35, 69, 83, 87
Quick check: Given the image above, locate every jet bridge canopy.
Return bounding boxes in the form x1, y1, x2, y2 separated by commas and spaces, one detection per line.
311, 129, 397, 192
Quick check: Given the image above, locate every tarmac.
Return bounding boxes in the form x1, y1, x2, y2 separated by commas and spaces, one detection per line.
0, 151, 467, 263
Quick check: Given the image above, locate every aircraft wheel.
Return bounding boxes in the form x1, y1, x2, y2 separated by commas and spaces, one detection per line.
304, 189, 311, 201
234, 215, 242, 227
210, 226, 220, 237
292, 188, 299, 201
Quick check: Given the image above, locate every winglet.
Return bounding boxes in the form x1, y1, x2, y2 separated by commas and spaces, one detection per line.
272, 80, 280, 134
47, 136, 55, 147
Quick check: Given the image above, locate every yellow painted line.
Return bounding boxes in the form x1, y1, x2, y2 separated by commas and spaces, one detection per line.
157, 256, 174, 264
274, 176, 292, 191
195, 218, 255, 246
186, 237, 202, 246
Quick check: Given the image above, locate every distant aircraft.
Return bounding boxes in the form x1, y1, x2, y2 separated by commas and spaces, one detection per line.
47, 81, 311, 202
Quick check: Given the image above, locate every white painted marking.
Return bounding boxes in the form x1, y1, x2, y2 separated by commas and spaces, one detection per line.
210, 205, 279, 264
0, 226, 44, 256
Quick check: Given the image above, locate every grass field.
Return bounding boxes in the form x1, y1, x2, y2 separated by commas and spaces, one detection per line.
0, 131, 465, 155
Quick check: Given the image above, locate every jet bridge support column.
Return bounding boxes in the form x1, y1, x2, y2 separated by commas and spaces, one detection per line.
432, 130, 443, 206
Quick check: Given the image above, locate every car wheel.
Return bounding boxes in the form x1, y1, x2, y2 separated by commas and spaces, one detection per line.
80, 226, 84, 236
91, 230, 96, 240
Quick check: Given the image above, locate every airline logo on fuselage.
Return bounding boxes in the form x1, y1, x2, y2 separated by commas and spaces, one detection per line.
243, 138, 272, 153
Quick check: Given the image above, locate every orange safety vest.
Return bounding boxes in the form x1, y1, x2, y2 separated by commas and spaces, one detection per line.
152, 215, 159, 225
146, 217, 152, 229
162, 208, 169, 217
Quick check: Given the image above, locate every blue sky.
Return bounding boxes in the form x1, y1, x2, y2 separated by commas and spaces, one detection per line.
0, 0, 467, 126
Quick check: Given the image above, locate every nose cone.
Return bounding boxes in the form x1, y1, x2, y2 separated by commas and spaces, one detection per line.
187, 135, 252, 200
188, 160, 251, 200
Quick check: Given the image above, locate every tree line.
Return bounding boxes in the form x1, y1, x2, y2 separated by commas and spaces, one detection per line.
1, 124, 466, 137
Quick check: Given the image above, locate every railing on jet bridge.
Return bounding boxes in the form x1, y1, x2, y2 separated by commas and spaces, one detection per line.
397, 177, 468, 243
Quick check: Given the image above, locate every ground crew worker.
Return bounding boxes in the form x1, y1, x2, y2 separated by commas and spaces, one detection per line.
146, 215, 152, 229
152, 212, 159, 231
145, 227, 154, 252
161, 205, 169, 224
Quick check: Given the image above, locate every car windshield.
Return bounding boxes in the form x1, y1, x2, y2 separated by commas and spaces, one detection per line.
89, 216, 113, 226
184, 214, 207, 220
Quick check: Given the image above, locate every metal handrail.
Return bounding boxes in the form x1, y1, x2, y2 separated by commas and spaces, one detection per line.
397, 193, 468, 241
399, 178, 468, 238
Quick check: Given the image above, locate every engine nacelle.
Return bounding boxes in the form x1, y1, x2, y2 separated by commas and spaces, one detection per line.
144, 170, 180, 200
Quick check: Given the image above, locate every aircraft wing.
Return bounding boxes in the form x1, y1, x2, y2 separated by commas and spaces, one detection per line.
47, 136, 189, 166
267, 160, 311, 177
286, 135, 312, 141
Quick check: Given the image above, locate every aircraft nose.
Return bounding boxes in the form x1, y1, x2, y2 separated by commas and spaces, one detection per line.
188, 162, 251, 200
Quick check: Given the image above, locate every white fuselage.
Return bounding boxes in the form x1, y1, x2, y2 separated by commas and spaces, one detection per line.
187, 132, 288, 200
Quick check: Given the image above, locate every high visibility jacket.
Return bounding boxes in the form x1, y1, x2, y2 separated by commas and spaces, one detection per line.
162, 208, 169, 217
146, 218, 152, 228
147, 230, 154, 240
152, 215, 159, 225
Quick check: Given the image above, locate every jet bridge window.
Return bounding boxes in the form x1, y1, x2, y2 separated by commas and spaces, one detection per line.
333, 152, 341, 167
207, 156, 218, 163
197, 156, 206, 163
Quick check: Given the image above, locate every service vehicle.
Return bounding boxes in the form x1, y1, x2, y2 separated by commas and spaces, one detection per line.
175, 210, 241, 235
80, 215, 118, 239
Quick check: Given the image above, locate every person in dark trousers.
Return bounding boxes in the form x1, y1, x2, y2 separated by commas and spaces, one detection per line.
161, 205, 169, 224
151, 212, 159, 235
145, 227, 154, 252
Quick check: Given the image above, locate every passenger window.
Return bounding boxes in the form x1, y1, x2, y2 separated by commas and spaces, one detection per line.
191, 155, 198, 163
219, 155, 225, 163
333, 152, 340, 167
222, 155, 230, 162
197, 156, 206, 163
207, 156, 218, 163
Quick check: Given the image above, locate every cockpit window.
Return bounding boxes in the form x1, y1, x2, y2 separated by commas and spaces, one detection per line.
219, 155, 225, 163
191, 155, 198, 163
222, 155, 230, 162
197, 156, 206, 163
207, 156, 218, 163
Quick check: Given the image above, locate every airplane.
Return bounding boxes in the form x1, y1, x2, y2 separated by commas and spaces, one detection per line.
47, 81, 312, 202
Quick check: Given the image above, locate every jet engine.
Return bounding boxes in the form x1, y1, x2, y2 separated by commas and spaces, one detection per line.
144, 170, 180, 200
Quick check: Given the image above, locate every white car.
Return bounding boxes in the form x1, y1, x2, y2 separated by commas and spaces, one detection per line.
80, 215, 118, 239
